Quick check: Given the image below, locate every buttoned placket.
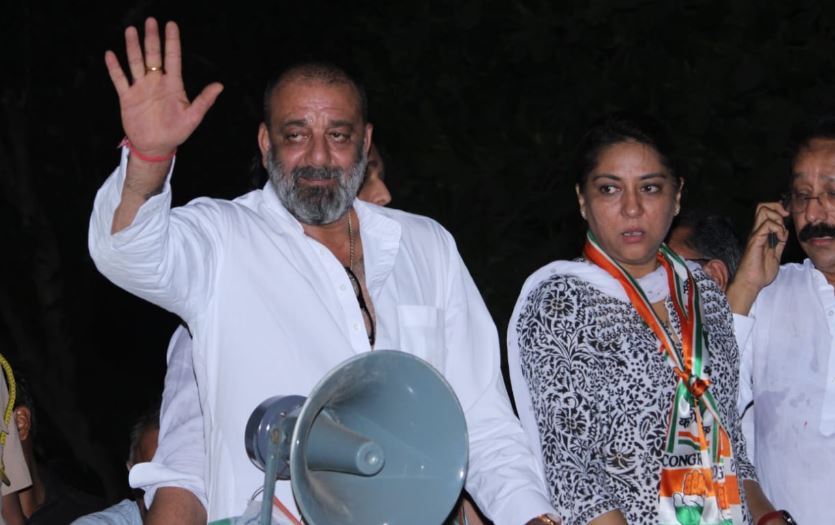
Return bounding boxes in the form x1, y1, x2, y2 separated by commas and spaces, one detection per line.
307, 241, 373, 353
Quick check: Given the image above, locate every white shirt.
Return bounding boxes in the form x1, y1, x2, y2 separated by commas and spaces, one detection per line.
89, 149, 554, 524
734, 259, 835, 524
129, 326, 206, 508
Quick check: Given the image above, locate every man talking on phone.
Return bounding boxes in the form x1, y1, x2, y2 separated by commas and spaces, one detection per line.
727, 115, 835, 525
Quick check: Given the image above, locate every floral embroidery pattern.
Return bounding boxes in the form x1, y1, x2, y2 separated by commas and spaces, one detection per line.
516, 267, 755, 525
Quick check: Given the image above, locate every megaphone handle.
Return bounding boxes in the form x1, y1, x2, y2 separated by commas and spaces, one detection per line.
259, 428, 282, 525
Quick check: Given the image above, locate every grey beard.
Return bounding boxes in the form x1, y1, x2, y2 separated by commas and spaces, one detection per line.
267, 149, 366, 225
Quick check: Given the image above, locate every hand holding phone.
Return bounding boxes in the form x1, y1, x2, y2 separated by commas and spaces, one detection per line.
726, 200, 789, 315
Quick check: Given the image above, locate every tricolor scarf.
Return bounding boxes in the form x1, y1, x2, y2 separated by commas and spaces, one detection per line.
583, 232, 742, 525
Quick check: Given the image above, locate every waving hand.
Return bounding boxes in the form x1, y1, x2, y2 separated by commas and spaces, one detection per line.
105, 18, 223, 233
105, 18, 223, 158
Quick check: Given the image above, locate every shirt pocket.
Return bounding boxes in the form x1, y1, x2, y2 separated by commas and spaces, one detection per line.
396, 305, 445, 371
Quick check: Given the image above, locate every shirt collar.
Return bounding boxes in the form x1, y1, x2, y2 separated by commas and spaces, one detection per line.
261, 180, 305, 234
261, 181, 402, 294
805, 258, 835, 311
353, 200, 402, 295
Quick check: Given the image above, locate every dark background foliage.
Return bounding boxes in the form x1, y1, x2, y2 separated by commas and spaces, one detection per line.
1, 0, 831, 503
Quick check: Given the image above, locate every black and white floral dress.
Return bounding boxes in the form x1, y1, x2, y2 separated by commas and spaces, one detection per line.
507, 260, 756, 525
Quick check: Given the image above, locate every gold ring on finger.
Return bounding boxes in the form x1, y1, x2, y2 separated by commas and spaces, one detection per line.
146, 65, 164, 73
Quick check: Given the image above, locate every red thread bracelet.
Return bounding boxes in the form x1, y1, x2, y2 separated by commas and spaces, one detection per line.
118, 137, 177, 162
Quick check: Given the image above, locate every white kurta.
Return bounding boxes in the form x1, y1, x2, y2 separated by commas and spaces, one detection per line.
90, 149, 554, 524
734, 259, 835, 524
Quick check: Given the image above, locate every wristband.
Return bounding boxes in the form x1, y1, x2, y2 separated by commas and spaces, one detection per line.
118, 137, 177, 163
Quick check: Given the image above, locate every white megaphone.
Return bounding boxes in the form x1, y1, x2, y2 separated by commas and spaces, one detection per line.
244, 350, 469, 525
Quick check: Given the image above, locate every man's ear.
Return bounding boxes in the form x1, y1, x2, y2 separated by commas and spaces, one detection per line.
257, 123, 271, 169
703, 259, 730, 292
14, 407, 31, 442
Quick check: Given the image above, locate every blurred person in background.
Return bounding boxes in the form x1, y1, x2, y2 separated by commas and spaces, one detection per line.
13, 374, 101, 524
667, 209, 742, 292
0, 356, 30, 525
71, 408, 159, 525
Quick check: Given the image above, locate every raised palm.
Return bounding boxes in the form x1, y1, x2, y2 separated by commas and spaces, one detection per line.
104, 18, 223, 157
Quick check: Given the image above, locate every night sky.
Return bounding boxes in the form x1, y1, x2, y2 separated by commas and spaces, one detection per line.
2, 0, 834, 503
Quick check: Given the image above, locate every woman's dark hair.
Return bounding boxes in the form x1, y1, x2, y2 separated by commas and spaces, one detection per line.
574, 112, 679, 188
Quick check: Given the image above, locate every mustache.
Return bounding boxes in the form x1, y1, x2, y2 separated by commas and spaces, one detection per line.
798, 222, 835, 242
292, 165, 342, 182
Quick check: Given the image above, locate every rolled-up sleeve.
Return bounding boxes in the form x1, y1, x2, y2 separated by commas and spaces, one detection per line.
88, 148, 224, 321
130, 326, 207, 510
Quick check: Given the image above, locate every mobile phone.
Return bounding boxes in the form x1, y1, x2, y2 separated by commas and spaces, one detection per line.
767, 193, 793, 249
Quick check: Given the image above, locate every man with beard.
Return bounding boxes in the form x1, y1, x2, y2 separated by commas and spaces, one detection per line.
89, 18, 557, 525
726, 116, 835, 524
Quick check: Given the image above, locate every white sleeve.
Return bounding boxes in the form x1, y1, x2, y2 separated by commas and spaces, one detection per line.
733, 312, 756, 462
440, 234, 555, 525
129, 326, 207, 510
88, 148, 223, 322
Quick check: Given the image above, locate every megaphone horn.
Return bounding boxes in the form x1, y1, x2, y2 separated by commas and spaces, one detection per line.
244, 350, 468, 525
